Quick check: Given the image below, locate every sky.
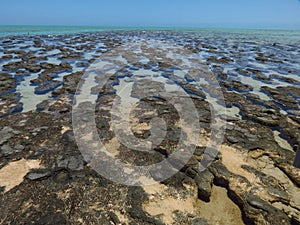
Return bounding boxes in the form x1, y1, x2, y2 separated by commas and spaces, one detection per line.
0, 0, 300, 29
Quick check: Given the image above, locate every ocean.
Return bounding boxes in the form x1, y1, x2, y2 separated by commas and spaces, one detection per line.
0, 25, 300, 44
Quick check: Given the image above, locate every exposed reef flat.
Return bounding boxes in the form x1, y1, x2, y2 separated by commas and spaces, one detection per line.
0, 31, 299, 224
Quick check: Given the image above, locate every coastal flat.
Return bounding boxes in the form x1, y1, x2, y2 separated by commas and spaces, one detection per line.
0, 30, 299, 225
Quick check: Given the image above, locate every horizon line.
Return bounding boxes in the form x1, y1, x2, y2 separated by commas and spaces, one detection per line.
1, 24, 300, 31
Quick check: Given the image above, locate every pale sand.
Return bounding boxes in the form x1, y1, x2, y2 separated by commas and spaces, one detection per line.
196, 185, 245, 225
0, 159, 42, 193
143, 181, 245, 224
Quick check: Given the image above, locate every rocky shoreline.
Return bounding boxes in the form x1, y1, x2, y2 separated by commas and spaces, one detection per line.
0, 31, 299, 225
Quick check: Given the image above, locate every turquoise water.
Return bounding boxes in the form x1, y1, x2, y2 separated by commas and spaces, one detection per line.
0, 26, 189, 36
0, 25, 116, 36
0, 26, 300, 43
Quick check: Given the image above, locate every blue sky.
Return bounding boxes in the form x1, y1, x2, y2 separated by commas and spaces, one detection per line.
1, 0, 300, 28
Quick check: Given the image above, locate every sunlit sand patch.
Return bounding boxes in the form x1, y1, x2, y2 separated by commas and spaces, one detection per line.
143, 179, 245, 225
131, 122, 151, 135
142, 182, 168, 196
143, 183, 196, 224
61, 125, 71, 134
145, 197, 195, 224
196, 185, 245, 225
137, 176, 159, 187
104, 137, 121, 157
219, 145, 258, 184
0, 159, 42, 193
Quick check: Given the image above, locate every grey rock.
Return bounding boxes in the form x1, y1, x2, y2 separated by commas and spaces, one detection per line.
53, 170, 70, 184
191, 218, 209, 225
209, 162, 232, 186
195, 170, 214, 201
26, 170, 52, 181
14, 144, 25, 151
247, 195, 274, 211
35, 213, 67, 225
0, 127, 15, 145
32, 126, 49, 133
0, 145, 13, 156
275, 162, 300, 187
61, 130, 76, 145
56, 155, 84, 171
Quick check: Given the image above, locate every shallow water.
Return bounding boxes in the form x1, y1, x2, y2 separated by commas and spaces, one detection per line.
0, 30, 299, 118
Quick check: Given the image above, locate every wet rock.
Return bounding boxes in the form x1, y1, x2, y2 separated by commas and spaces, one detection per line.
221, 80, 253, 92
158, 61, 172, 70
32, 126, 49, 133
59, 62, 72, 70
131, 79, 166, 99
108, 211, 120, 224
60, 52, 82, 60
255, 56, 269, 63
211, 65, 224, 73
75, 61, 89, 68
30, 74, 53, 85
24, 63, 42, 73
217, 72, 228, 80
14, 144, 25, 151
40, 62, 56, 70
247, 195, 273, 210
35, 80, 62, 95
191, 218, 209, 225
0, 73, 17, 95
236, 68, 251, 76
36, 99, 51, 111
182, 84, 206, 99
0, 145, 14, 156
255, 74, 272, 82
246, 195, 291, 225
26, 169, 52, 181
2, 61, 24, 71
242, 165, 290, 203
223, 90, 247, 108
270, 74, 300, 84
261, 86, 299, 109
1, 54, 13, 60
207, 56, 234, 64
267, 186, 290, 204
278, 86, 300, 99
61, 71, 83, 94
33, 39, 43, 48
55, 155, 84, 171
53, 170, 70, 184
275, 163, 300, 187
209, 161, 233, 187
242, 105, 282, 126
247, 67, 262, 75
61, 130, 76, 145
34, 213, 67, 225
225, 121, 281, 150
127, 187, 164, 225
194, 170, 214, 202
294, 144, 300, 169
0, 127, 16, 145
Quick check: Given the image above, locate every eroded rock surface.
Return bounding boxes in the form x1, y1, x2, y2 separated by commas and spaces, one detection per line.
0, 31, 299, 225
